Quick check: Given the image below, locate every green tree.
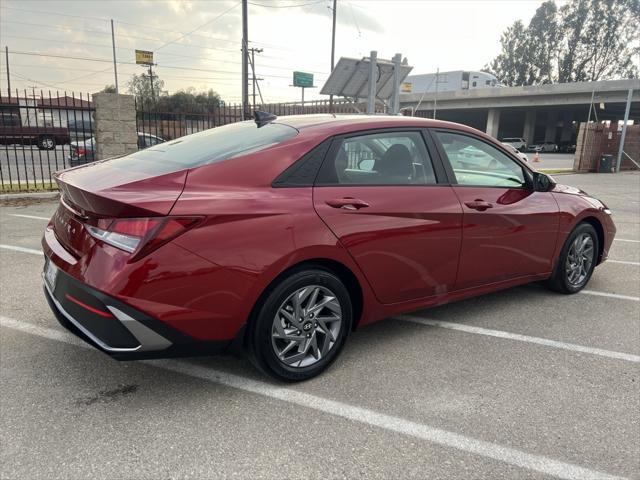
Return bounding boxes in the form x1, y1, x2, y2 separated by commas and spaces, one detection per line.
127, 73, 165, 106
486, 0, 639, 86
100, 84, 117, 93
526, 0, 561, 84
486, 20, 531, 86
157, 88, 222, 113
558, 0, 639, 82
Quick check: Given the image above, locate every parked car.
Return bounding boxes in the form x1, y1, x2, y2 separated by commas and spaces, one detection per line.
67, 118, 94, 143
42, 113, 616, 381
528, 141, 557, 153
501, 137, 527, 152
68, 132, 165, 166
0, 111, 70, 150
501, 142, 529, 162
558, 141, 577, 153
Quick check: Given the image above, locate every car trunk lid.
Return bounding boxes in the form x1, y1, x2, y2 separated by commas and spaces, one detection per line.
53, 161, 188, 256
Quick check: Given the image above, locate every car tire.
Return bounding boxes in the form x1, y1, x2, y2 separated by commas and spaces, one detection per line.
546, 223, 599, 294
38, 135, 55, 150
247, 267, 352, 382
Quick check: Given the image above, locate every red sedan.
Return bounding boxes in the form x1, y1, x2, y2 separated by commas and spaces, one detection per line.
42, 114, 616, 381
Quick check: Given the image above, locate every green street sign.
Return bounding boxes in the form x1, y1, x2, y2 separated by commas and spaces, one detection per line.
293, 71, 314, 88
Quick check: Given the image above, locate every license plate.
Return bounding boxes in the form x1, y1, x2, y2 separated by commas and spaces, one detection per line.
44, 259, 58, 291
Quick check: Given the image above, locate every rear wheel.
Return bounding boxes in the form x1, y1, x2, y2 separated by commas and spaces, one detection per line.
546, 223, 599, 294
248, 268, 352, 381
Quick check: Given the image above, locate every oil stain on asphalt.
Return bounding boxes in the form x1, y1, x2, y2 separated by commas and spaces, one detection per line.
75, 384, 139, 406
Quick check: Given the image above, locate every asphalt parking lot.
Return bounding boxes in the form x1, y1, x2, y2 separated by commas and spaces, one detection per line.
1, 172, 638, 479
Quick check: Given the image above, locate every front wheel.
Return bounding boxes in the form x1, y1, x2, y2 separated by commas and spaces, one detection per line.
546, 223, 599, 294
248, 268, 352, 382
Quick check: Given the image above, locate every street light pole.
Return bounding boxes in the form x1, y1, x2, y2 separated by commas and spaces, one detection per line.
110, 19, 119, 93
616, 88, 633, 172
241, 0, 249, 119
4, 46, 10, 96
329, 0, 337, 110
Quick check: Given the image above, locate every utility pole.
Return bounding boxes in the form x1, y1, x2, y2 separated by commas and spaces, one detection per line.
4, 46, 10, 96
391, 53, 402, 114
249, 47, 263, 110
433, 67, 439, 119
110, 20, 119, 93
366, 50, 377, 114
147, 64, 156, 105
241, 0, 249, 119
329, 0, 337, 110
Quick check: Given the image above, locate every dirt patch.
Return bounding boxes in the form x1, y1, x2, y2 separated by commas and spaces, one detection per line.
0, 195, 59, 207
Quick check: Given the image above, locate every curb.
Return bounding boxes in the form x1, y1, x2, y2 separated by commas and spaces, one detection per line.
0, 191, 59, 201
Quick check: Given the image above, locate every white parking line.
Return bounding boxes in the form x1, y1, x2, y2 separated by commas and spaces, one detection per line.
1, 242, 639, 301
0, 244, 42, 256
581, 290, 640, 302
0, 314, 626, 480
615, 238, 640, 243
398, 315, 640, 363
607, 260, 640, 266
7, 214, 50, 221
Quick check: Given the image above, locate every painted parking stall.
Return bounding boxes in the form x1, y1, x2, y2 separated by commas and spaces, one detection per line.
1, 171, 639, 479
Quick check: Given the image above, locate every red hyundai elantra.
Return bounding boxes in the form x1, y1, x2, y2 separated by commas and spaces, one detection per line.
42, 113, 616, 381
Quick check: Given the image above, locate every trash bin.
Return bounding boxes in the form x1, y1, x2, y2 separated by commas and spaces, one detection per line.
599, 154, 614, 173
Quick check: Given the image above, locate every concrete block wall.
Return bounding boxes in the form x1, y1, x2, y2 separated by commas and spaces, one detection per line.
92, 93, 138, 160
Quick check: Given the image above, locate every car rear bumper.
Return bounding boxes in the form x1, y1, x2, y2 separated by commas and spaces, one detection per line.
42, 258, 233, 360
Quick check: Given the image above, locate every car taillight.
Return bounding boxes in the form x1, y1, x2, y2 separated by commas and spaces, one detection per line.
85, 217, 200, 259
77, 148, 88, 156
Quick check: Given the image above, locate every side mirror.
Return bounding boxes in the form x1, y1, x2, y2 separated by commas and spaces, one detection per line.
533, 171, 555, 192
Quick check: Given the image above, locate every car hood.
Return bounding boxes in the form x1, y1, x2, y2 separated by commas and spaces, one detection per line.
551, 183, 589, 196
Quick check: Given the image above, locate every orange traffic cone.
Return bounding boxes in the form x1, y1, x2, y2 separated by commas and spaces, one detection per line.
533, 152, 540, 162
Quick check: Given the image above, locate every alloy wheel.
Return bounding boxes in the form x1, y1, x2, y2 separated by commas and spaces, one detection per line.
565, 233, 595, 287
271, 285, 342, 368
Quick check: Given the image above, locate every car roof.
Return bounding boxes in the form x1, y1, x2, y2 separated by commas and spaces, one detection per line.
272, 114, 473, 137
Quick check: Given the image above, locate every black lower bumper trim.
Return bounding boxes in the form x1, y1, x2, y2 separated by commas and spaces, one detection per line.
43, 282, 232, 361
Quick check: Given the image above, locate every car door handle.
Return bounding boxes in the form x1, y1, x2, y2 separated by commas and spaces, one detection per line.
464, 199, 493, 211
325, 197, 370, 210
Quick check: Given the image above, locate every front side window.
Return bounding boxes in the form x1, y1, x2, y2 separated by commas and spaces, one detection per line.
320, 131, 436, 185
435, 131, 526, 188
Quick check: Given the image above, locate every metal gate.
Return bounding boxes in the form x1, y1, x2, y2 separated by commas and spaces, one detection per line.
0, 90, 94, 192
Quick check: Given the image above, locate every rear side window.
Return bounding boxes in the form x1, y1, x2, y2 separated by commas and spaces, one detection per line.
318, 131, 436, 185
104, 121, 297, 174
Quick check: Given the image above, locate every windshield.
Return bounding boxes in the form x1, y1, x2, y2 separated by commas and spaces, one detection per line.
103, 121, 298, 174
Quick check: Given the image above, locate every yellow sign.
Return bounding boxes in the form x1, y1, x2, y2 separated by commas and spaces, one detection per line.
135, 50, 154, 65
401, 82, 412, 93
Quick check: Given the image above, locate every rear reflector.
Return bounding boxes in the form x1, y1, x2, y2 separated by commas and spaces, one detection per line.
65, 293, 113, 318
85, 216, 201, 259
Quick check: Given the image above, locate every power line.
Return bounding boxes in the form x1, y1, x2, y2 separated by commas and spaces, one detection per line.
0, 3, 244, 46
248, 0, 325, 7
155, 2, 241, 51
0, 5, 108, 22
6, 50, 309, 80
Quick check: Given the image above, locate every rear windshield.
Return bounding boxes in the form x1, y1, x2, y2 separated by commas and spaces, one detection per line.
104, 121, 297, 173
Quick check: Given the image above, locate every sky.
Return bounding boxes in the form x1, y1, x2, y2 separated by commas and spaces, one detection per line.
0, 0, 549, 104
